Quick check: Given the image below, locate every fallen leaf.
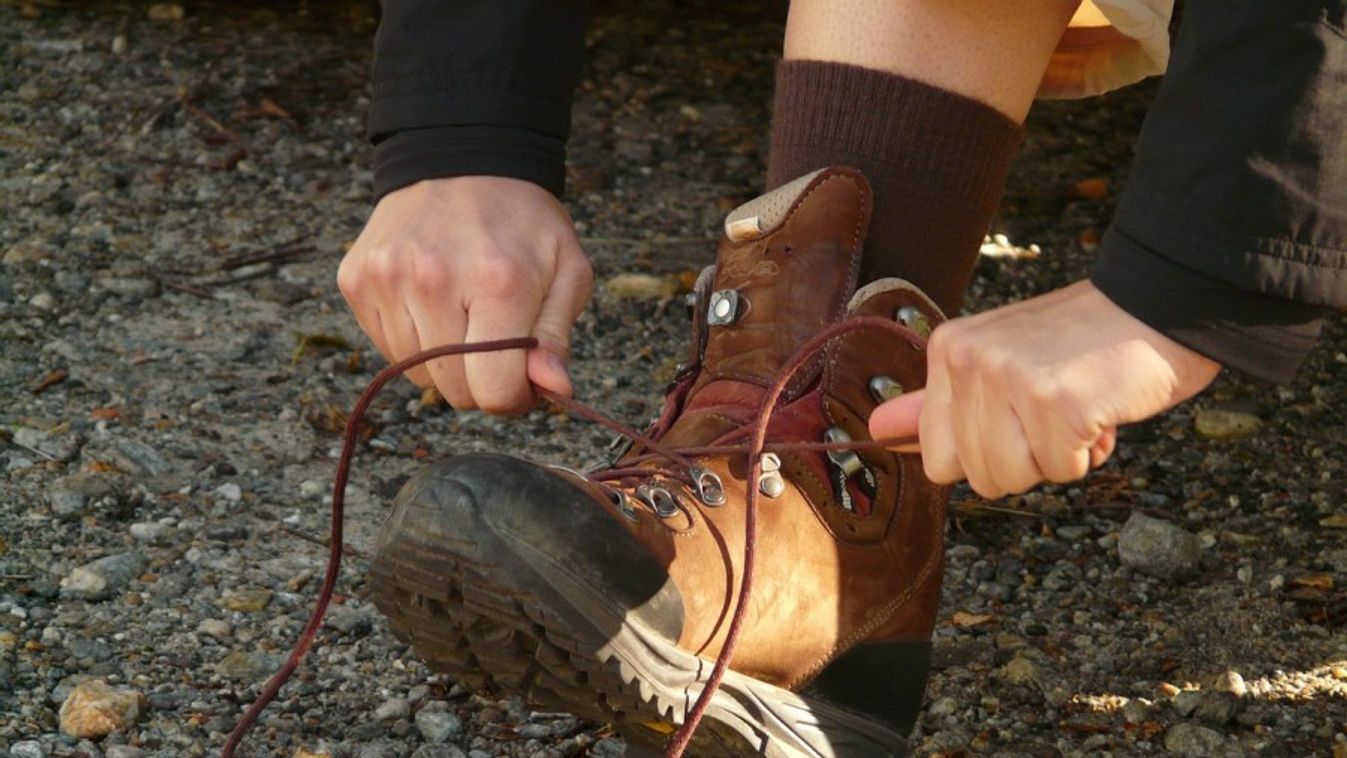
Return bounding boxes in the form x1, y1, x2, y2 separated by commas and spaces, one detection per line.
1070, 177, 1110, 200
1291, 574, 1335, 590
605, 272, 680, 302
1320, 514, 1347, 529
30, 367, 68, 395
91, 407, 121, 421
950, 611, 995, 628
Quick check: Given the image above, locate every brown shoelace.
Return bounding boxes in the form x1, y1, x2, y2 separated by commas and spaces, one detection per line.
222, 315, 921, 758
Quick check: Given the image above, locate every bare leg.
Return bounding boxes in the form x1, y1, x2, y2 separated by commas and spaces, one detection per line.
768, 0, 1082, 311
784, 0, 1081, 122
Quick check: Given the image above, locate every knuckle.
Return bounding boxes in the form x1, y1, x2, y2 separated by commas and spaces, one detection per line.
368, 246, 406, 284
474, 256, 531, 296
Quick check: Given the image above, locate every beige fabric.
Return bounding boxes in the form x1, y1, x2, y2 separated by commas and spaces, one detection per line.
724, 167, 826, 241
1042, 0, 1175, 99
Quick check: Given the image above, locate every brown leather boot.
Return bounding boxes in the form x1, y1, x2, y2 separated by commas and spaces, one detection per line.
369, 167, 950, 757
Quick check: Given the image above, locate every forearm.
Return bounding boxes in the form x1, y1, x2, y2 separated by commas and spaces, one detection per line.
368, 0, 590, 200
1091, 0, 1346, 382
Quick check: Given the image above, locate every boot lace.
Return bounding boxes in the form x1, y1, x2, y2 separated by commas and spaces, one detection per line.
222, 314, 921, 758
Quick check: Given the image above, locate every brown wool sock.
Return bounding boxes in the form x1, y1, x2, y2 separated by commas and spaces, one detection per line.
767, 61, 1024, 315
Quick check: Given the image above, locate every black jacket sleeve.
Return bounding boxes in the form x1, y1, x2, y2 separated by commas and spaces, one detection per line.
368, 0, 589, 200
1091, 0, 1347, 384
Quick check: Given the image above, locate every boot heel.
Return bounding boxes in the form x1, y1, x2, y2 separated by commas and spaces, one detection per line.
805, 640, 933, 736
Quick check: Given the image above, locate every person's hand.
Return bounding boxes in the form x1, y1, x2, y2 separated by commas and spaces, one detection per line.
869, 280, 1221, 498
338, 176, 593, 414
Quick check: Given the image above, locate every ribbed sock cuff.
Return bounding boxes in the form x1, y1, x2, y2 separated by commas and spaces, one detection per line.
768, 60, 1023, 211
766, 60, 1025, 312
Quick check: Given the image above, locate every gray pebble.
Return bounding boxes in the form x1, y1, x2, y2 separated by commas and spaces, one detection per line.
1194, 691, 1243, 726
1173, 689, 1203, 718
105, 747, 146, 758
47, 473, 116, 519
1163, 721, 1226, 756
82, 437, 171, 477
415, 701, 463, 743
61, 552, 146, 600
374, 697, 411, 721
9, 740, 47, 758
411, 746, 468, 758
1118, 512, 1201, 579
213, 651, 278, 682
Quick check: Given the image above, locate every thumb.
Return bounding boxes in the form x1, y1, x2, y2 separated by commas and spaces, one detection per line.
869, 389, 925, 452
526, 248, 592, 398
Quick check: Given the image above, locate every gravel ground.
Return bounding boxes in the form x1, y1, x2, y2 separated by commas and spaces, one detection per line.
3, 2, 1346, 757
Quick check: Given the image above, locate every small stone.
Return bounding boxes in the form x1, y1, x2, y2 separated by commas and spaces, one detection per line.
994, 632, 1027, 650
147, 3, 184, 20
215, 482, 243, 502
374, 697, 411, 721
1156, 682, 1182, 699
4, 237, 56, 264
9, 740, 47, 758
604, 272, 679, 302
927, 696, 958, 717
1330, 665, 1347, 681
196, 619, 232, 640
1194, 691, 1243, 725
1118, 512, 1201, 579
1213, 669, 1247, 696
1194, 408, 1262, 440
83, 437, 171, 477
293, 748, 333, 758
1237, 566, 1253, 584
1122, 698, 1153, 724
254, 279, 311, 305
1055, 525, 1093, 541
61, 553, 146, 600
1164, 722, 1226, 756
1045, 686, 1071, 707
1173, 690, 1203, 717
219, 588, 272, 612
105, 747, 145, 758
324, 606, 373, 636
97, 276, 161, 299
999, 656, 1041, 687
29, 291, 56, 310
410, 746, 468, 758
59, 679, 144, 738
415, 701, 463, 743
129, 522, 172, 543
214, 651, 278, 681
47, 473, 116, 518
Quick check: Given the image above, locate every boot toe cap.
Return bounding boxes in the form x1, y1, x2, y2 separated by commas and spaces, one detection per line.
378, 452, 683, 640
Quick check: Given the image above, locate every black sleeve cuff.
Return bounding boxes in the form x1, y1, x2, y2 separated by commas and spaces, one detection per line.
373, 125, 567, 202
1091, 226, 1329, 384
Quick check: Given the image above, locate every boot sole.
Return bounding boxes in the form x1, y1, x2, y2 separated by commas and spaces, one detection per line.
368, 493, 911, 757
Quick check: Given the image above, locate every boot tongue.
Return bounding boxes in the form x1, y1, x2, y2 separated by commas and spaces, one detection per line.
660, 167, 874, 448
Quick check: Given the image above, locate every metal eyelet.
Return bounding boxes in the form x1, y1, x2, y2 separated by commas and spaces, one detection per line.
707, 289, 742, 326
895, 306, 931, 337
757, 452, 785, 498
824, 427, 865, 478
689, 466, 726, 506
637, 484, 680, 518
607, 488, 639, 521
823, 427, 877, 512
868, 375, 904, 403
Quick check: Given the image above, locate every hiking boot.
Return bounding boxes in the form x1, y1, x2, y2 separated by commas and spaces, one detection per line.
369, 167, 950, 757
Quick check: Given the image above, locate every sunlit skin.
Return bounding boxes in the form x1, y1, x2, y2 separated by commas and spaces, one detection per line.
869, 280, 1222, 499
